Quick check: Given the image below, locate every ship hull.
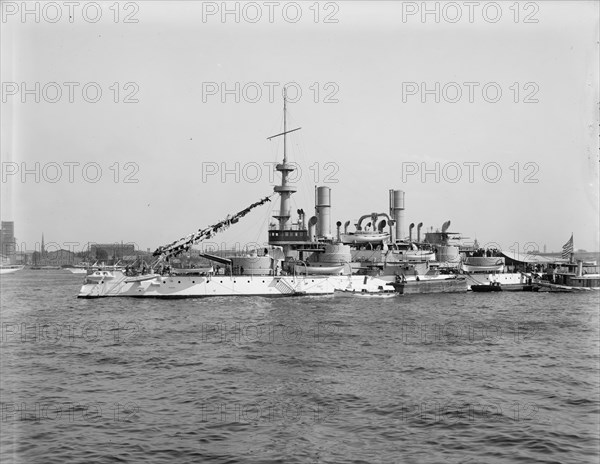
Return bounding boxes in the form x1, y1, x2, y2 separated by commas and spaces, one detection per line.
499, 284, 534, 291
471, 284, 502, 292
389, 276, 468, 294
463, 272, 531, 290
533, 282, 600, 292
78, 271, 394, 298
471, 283, 533, 292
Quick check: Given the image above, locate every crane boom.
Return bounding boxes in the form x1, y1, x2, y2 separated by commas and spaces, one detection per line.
153, 195, 274, 260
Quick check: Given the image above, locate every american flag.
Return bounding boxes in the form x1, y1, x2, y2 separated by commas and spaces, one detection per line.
561, 234, 574, 259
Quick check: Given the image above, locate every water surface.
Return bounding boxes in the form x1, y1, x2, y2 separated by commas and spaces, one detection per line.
1, 270, 598, 463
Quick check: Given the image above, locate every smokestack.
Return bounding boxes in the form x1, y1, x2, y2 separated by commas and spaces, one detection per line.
417, 222, 423, 243
389, 220, 396, 242
409, 223, 415, 242
389, 189, 405, 241
315, 186, 331, 238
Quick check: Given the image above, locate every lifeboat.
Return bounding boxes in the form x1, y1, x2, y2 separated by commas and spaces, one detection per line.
461, 257, 505, 273
404, 250, 436, 261
294, 265, 345, 275
340, 232, 389, 244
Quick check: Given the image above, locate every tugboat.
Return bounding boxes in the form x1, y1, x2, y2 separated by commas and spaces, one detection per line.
471, 282, 502, 292
534, 260, 600, 292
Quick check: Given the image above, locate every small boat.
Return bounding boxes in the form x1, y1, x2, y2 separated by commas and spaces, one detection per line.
462, 257, 505, 273
390, 275, 469, 294
471, 282, 502, 292
340, 232, 389, 244
404, 250, 436, 261
0, 265, 24, 275
294, 264, 345, 275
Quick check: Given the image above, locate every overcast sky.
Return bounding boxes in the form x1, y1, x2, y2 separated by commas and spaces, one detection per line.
1, 1, 598, 254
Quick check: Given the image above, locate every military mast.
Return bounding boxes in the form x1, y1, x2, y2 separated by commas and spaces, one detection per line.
267, 88, 305, 257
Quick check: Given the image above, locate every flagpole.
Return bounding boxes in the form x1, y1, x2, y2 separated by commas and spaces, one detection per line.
570, 232, 574, 263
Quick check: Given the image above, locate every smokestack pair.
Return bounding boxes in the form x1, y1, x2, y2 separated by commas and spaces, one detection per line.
409, 222, 424, 242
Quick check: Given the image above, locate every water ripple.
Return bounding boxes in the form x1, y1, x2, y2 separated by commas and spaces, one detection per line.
1, 271, 598, 463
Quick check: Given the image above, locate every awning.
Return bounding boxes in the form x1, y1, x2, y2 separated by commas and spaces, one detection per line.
500, 251, 559, 264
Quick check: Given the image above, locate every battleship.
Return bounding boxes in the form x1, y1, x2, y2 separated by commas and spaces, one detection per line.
78, 91, 394, 298
77, 92, 597, 298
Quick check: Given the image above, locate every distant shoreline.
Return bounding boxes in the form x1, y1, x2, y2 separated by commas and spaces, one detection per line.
535, 252, 600, 260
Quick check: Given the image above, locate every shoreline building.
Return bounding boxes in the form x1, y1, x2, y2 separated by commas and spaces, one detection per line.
0, 221, 17, 264
90, 243, 136, 262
